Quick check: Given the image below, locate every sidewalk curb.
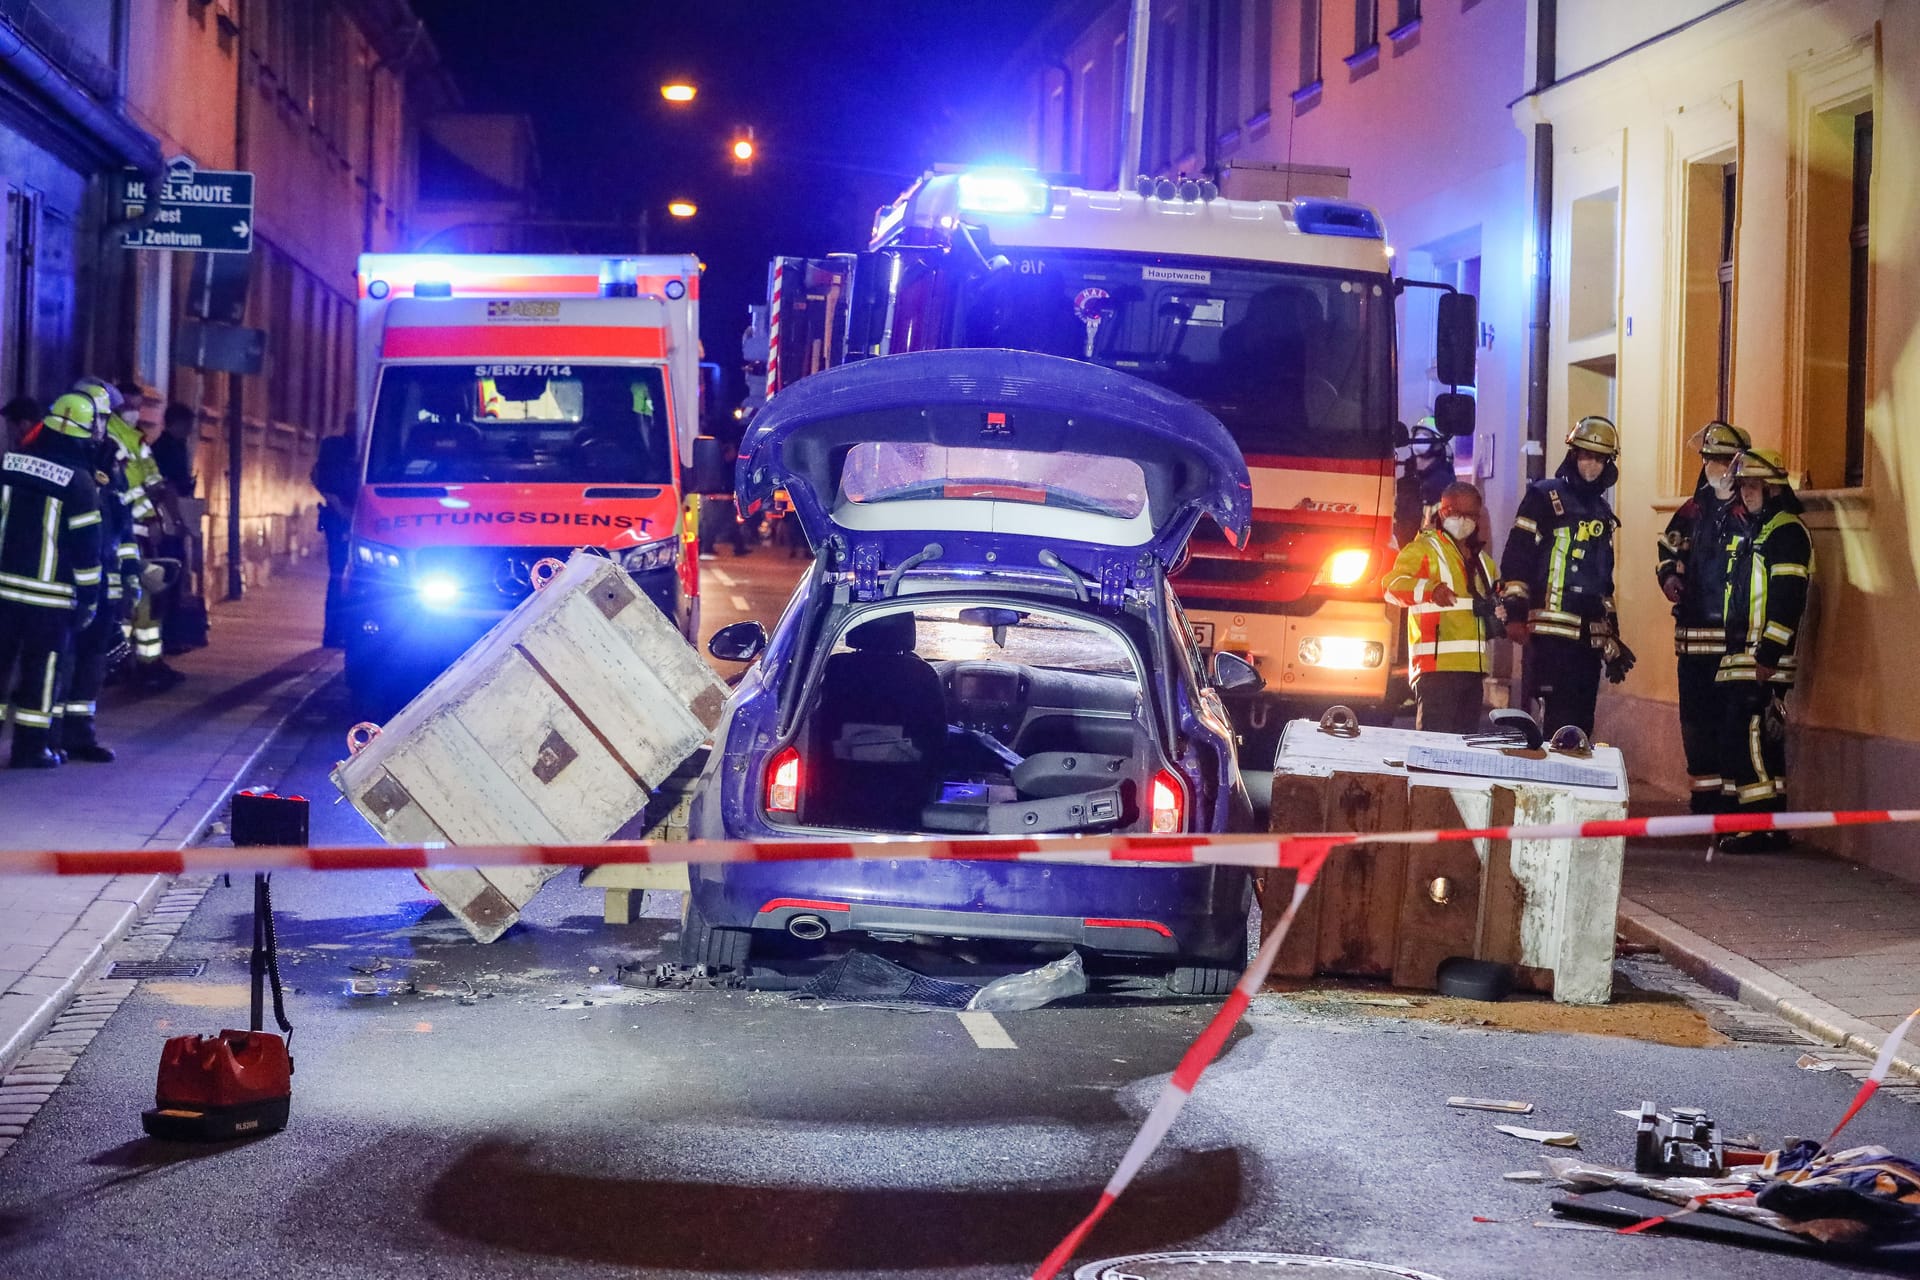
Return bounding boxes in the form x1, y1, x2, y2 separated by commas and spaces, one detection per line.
1619, 895, 1920, 1084
0, 661, 335, 1079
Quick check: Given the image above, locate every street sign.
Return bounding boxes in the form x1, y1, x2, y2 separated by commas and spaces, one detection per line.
118, 156, 256, 254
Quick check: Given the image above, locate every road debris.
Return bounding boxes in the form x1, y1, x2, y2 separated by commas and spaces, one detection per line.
969, 951, 1085, 1012
1797, 1053, 1839, 1072
1497, 1124, 1580, 1148
1503, 1170, 1547, 1182
1449, 1096, 1533, 1114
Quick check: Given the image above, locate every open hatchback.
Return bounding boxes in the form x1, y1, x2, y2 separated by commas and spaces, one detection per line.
687, 349, 1260, 993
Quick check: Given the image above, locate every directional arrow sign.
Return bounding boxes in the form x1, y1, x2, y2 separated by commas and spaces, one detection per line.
118, 157, 256, 254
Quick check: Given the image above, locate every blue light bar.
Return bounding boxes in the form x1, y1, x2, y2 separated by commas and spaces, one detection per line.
1292, 198, 1385, 240
956, 171, 1050, 216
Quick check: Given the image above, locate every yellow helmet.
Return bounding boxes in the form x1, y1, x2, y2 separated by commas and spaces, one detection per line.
1730, 447, 1791, 485
1695, 420, 1750, 458
72, 376, 123, 420
1566, 415, 1620, 459
43, 393, 98, 441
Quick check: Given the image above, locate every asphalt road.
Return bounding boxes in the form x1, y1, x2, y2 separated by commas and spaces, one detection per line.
4, 548, 1920, 1279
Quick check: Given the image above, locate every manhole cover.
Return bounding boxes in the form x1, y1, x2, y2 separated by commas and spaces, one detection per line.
107, 960, 206, 979
1076, 1255, 1448, 1280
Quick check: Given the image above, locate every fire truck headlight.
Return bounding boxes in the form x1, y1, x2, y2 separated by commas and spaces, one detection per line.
415, 575, 460, 609
1297, 637, 1385, 670
956, 171, 1050, 215
620, 539, 678, 575
1314, 548, 1373, 588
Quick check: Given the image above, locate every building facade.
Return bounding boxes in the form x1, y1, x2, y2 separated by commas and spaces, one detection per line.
1521, 0, 1917, 878
1, 0, 450, 597
1015, 0, 1533, 540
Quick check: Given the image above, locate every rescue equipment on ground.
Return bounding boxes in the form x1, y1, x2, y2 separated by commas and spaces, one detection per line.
140, 790, 302, 1141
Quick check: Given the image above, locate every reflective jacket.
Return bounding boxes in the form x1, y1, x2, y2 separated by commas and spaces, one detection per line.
0, 432, 103, 613
1384, 527, 1498, 683
96, 447, 140, 603
104, 414, 158, 537
1718, 497, 1813, 687
1498, 460, 1619, 639
1657, 471, 1743, 656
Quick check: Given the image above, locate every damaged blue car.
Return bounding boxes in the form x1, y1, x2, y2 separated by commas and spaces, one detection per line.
685, 348, 1263, 994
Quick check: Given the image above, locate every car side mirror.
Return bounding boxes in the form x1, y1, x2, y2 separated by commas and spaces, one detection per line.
690, 435, 730, 495
708, 619, 767, 663
1433, 391, 1476, 438
1436, 292, 1479, 388
1210, 650, 1264, 693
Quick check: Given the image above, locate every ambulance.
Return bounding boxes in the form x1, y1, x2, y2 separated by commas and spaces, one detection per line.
343, 254, 723, 710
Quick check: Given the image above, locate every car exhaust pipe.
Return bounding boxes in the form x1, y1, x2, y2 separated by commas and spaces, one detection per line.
786, 914, 830, 941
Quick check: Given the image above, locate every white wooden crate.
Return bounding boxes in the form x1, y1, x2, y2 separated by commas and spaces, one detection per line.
331, 552, 727, 941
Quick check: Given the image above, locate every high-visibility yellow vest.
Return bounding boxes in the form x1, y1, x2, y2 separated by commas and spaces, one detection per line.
1384, 528, 1497, 683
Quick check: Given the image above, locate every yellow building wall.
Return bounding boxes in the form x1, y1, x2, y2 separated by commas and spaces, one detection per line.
1522, 0, 1920, 841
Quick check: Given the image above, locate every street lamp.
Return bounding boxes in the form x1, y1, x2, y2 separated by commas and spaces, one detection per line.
660, 82, 697, 103
667, 200, 698, 219
730, 127, 755, 176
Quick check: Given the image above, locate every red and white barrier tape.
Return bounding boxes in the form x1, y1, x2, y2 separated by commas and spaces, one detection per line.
3, 807, 1915, 880
3, 803, 1915, 1276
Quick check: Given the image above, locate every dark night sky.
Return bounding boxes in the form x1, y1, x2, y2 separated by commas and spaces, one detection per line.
408, 1, 1054, 406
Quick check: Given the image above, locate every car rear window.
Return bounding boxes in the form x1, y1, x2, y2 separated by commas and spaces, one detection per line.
838, 442, 1147, 519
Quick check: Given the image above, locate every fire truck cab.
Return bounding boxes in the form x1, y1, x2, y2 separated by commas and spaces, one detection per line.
344, 254, 724, 711
762, 171, 1478, 727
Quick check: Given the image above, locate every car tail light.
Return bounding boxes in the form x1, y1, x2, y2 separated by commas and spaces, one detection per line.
765, 746, 801, 814
1314, 548, 1374, 588
1149, 769, 1185, 834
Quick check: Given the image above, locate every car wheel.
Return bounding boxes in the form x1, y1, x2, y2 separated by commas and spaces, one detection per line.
1166, 961, 1238, 997
680, 896, 751, 973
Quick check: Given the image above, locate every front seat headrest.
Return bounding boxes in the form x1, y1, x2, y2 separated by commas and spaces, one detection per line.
843, 611, 916, 653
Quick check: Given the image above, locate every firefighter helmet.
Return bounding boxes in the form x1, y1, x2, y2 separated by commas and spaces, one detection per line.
44, 393, 98, 441
72, 376, 124, 421
1730, 447, 1792, 485
1694, 420, 1750, 458
1565, 415, 1621, 458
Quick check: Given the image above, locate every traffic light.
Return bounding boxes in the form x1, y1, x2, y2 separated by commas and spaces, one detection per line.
730, 127, 755, 176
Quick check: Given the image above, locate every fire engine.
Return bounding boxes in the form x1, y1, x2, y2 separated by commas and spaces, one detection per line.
344, 254, 724, 711
759, 170, 1477, 726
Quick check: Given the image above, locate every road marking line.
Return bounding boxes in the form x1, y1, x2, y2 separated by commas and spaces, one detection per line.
958, 1010, 1016, 1049
711, 568, 737, 587
730, 594, 751, 612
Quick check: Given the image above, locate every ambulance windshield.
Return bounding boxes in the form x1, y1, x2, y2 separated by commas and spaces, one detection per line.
366, 363, 672, 484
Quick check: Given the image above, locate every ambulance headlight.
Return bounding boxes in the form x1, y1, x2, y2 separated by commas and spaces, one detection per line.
352, 539, 405, 574
415, 574, 460, 609
620, 539, 678, 574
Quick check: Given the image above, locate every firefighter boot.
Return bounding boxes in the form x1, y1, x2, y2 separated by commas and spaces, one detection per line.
9, 727, 62, 770
60, 716, 116, 764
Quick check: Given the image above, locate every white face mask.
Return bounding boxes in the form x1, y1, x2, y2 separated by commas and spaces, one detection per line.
1442, 515, 1476, 541
1708, 472, 1734, 499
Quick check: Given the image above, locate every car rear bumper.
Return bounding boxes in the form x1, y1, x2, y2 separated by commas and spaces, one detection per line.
689, 859, 1251, 962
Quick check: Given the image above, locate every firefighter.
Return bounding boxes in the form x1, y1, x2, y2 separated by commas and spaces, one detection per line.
1498, 415, 1635, 736
1656, 420, 1751, 811
57, 409, 143, 763
0, 394, 104, 768
75, 378, 179, 690
1384, 481, 1502, 734
1713, 448, 1812, 853
1393, 416, 1453, 547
